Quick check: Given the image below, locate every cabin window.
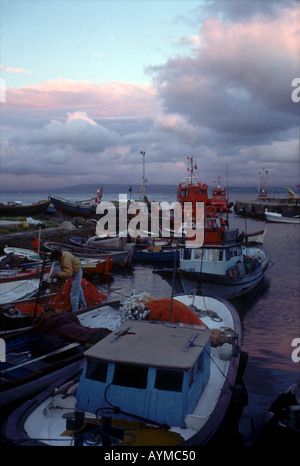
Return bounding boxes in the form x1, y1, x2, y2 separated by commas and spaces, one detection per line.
193, 248, 203, 260
86, 358, 108, 382
113, 363, 148, 389
183, 248, 191, 260
225, 249, 232, 260
180, 189, 188, 197
155, 369, 183, 392
218, 250, 224, 261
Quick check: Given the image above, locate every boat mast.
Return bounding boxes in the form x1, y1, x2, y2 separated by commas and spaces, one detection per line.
139, 151, 148, 202
186, 156, 198, 185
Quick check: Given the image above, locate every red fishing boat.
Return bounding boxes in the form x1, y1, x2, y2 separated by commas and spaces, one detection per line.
177, 156, 209, 217
177, 157, 232, 220
211, 176, 232, 212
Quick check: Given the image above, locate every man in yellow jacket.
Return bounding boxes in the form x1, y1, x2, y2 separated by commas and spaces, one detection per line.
50, 249, 86, 312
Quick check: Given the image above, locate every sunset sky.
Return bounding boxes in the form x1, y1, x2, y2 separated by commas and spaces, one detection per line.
1, 0, 299, 191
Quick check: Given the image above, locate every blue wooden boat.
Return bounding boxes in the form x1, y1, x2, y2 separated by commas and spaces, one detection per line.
49, 195, 97, 218
132, 246, 179, 266
2, 294, 248, 446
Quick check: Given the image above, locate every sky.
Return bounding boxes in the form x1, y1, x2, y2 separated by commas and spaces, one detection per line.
0, 0, 299, 192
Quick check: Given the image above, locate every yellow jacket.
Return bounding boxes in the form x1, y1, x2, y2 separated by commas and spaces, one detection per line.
58, 251, 81, 278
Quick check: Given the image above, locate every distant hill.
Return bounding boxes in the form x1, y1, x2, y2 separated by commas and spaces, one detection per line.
0, 184, 295, 196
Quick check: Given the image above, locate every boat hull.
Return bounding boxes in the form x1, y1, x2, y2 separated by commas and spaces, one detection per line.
0, 200, 51, 217
43, 241, 133, 266
156, 254, 270, 299
132, 249, 179, 266
50, 196, 96, 218
0, 359, 83, 408
0, 279, 40, 305
265, 212, 300, 224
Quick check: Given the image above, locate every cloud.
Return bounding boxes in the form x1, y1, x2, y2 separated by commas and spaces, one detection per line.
200, 0, 297, 21
4, 78, 160, 116
151, 7, 299, 135
0, 64, 32, 74
1, 3, 299, 191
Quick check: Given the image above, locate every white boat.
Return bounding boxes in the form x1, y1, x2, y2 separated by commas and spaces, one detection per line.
2, 293, 247, 447
265, 210, 300, 224
245, 228, 267, 244
3, 247, 43, 262
0, 279, 40, 304
156, 240, 270, 300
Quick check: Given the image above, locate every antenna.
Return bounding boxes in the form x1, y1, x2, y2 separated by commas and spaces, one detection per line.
258, 168, 268, 198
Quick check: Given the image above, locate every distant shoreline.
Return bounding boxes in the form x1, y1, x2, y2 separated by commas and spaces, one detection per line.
0, 183, 294, 195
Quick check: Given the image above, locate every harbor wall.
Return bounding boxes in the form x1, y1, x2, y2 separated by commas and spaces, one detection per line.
234, 198, 300, 218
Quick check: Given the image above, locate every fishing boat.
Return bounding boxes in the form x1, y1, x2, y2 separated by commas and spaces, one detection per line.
265, 210, 300, 224
49, 187, 103, 218
0, 269, 39, 283
177, 156, 209, 220
69, 234, 127, 251
43, 241, 133, 266
2, 292, 248, 446
244, 228, 267, 244
177, 157, 231, 218
0, 293, 56, 332
211, 177, 232, 213
3, 247, 44, 262
80, 257, 114, 275
132, 245, 179, 266
0, 330, 84, 408
0, 279, 41, 305
155, 214, 270, 299
0, 277, 108, 332
0, 301, 117, 407
0, 199, 51, 217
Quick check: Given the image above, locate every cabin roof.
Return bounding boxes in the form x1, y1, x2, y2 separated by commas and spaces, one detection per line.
84, 320, 212, 371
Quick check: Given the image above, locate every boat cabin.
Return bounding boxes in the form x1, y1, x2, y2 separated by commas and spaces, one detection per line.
76, 320, 212, 427
180, 242, 246, 277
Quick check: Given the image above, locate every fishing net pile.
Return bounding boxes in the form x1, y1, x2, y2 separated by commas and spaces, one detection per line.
120, 292, 205, 326
120, 292, 237, 347
15, 279, 106, 316
48, 278, 106, 312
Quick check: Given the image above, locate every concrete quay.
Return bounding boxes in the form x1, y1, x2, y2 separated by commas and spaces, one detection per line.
234, 197, 300, 218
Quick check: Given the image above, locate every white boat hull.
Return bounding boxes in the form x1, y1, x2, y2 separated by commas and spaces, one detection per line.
265, 211, 300, 224
0, 279, 40, 304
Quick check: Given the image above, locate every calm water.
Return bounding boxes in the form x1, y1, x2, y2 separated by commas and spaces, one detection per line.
1, 189, 299, 444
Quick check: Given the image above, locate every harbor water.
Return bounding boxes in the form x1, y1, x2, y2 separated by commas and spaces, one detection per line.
0, 188, 299, 445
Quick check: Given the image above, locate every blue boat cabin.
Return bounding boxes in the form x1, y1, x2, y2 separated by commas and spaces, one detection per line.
76, 321, 212, 427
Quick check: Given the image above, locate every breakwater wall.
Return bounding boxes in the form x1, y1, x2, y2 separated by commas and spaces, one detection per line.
234, 198, 300, 218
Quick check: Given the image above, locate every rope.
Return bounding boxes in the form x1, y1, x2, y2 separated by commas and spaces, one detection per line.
193, 344, 234, 387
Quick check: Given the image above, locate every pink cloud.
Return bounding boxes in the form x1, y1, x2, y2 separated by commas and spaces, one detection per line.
4, 78, 161, 117
200, 7, 299, 66
0, 64, 31, 74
